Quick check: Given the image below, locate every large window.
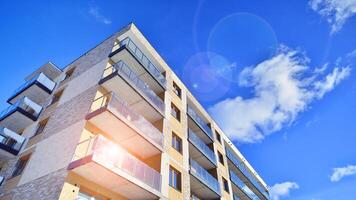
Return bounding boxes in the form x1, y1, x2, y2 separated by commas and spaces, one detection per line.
172, 132, 182, 154
169, 166, 182, 191
171, 103, 181, 122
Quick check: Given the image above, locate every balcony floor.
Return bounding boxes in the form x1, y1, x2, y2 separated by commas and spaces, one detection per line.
190, 173, 220, 200
69, 155, 161, 200
86, 108, 162, 159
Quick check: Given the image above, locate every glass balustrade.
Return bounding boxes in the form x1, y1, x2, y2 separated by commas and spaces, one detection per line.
188, 128, 216, 165
187, 106, 213, 140
190, 159, 221, 196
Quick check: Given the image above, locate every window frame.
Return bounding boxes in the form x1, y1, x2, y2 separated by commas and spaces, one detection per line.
169, 166, 182, 191
170, 103, 181, 122
171, 132, 182, 154
172, 81, 182, 99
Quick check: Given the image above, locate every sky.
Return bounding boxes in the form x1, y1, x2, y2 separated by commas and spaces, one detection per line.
0, 0, 356, 199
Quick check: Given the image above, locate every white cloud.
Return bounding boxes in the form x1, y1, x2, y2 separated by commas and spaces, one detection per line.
209, 47, 351, 143
330, 165, 356, 182
89, 6, 111, 25
269, 182, 299, 200
309, 0, 356, 34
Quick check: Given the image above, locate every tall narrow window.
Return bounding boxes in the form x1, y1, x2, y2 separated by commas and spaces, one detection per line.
64, 67, 76, 80
172, 132, 182, 154
171, 103, 181, 122
169, 166, 182, 191
218, 151, 224, 166
49, 89, 64, 106
11, 155, 31, 178
33, 117, 49, 137
215, 131, 222, 144
173, 81, 182, 98
223, 177, 230, 193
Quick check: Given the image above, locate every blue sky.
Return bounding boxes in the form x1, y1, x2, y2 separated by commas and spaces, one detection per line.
0, 0, 356, 199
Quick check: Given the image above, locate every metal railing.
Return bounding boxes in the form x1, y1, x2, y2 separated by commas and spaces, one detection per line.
113, 37, 167, 89
187, 106, 213, 140
9, 73, 55, 100
230, 170, 259, 200
190, 159, 221, 196
226, 148, 269, 199
72, 135, 162, 192
90, 92, 163, 148
0, 97, 42, 121
188, 129, 217, 165
0, 127, 25, 152
102, 60, 165, 113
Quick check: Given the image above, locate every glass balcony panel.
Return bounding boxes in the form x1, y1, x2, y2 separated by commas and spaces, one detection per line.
116, 37, 167, 88
226, 148, 269, 199
0, 127, 25, 155
230, 170, 259, 200
190, 159, 221, 195
103, 61, 165, 113
188, 129, 217, 165
9, 73, 56, 102
72, 135, 162, 192
187, 106, 213, 139
90, 92, 163, 148
0, 97, 42, 121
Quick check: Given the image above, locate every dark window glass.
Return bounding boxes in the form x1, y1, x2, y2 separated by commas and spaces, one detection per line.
169, 166, 182, 191
12, 155, 30, 178
223, 178, 230, 193
173, 82, 182, 98
215, 131, 222, 143
34, 118, 49, 137
171, 103, 181, 122
172, 132, 182, 154
218, 151, 224, 165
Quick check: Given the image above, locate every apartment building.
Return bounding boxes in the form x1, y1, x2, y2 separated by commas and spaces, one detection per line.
0, 23, 269, 200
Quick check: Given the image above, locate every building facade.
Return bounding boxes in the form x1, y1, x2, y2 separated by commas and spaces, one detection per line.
0, 23, 269, 200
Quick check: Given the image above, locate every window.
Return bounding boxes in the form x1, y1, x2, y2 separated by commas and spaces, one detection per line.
33, 117, 49, 137
11, 155, 30, 178
218, 151, 224, 165
49, 89, 64, 106
173, 81, 182, 98
64, 67, 76, 80
169, 166, 181, 191
215, 131, 222, 144
172, 132, 182, 154
223, 177, 230, 193
171, 103, 181, 122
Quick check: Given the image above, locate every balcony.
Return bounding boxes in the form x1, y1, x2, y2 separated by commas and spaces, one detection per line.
187, 106, 213, 143
86, 92, 163, 158
110, 37, 167, 90
0, 97, 42, 133
99, 60, 165, 119
188, 129, 217, 169
7, 73, 56, 105
189, 159, 221, 199
226, 147, 269, 200
68, 135, 162, 200
230, 170, 259, 200
0, 127, 25, 159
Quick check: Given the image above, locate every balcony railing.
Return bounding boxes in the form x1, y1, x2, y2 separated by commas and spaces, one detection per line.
190, 159, 221, 196
90, 92, 163, 148
0, 97, 42, 121
112, 37, 166, 89
226, 148, 269, 199
72, 135, 162, 192
187, 106, 213, 140
8, 73, 56, 103
0, 127, 25, 155
188, 128, 217, 166
230, 170, 259, 200
102, 60, 165, 113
